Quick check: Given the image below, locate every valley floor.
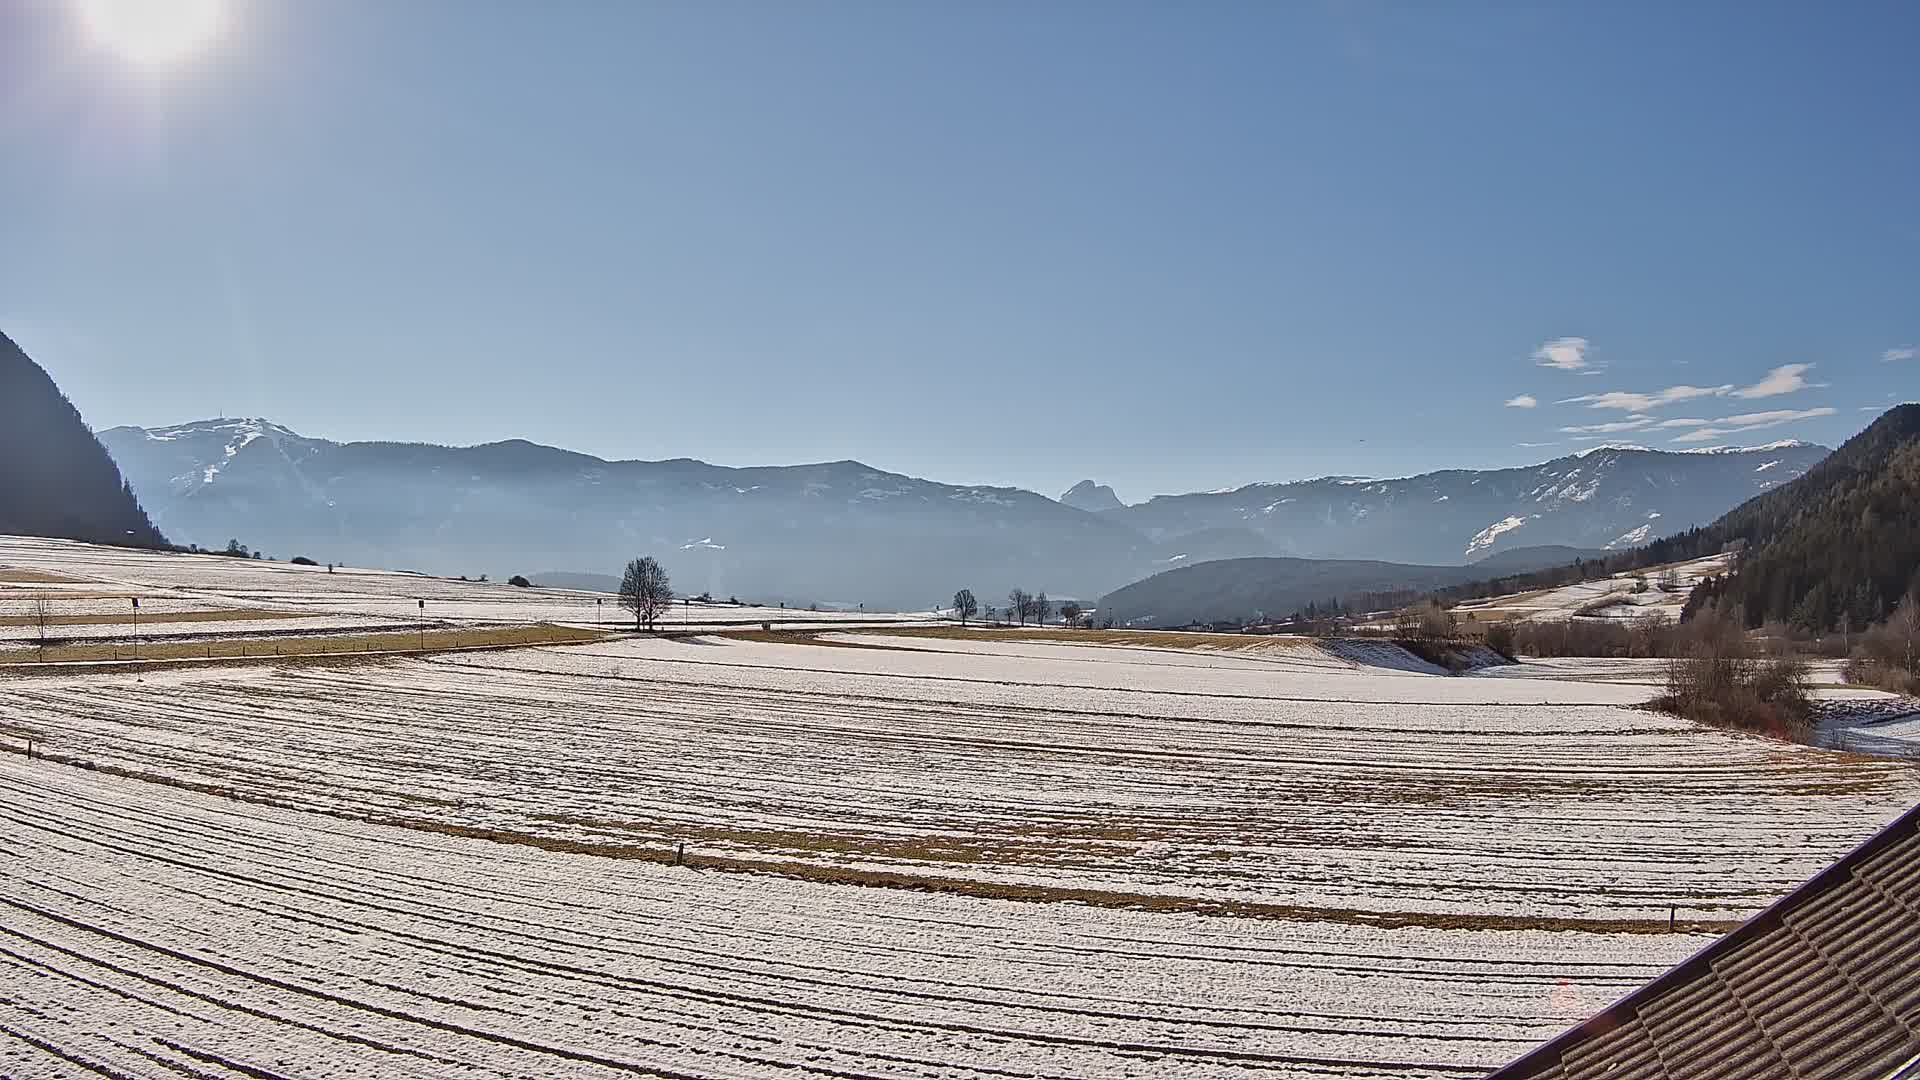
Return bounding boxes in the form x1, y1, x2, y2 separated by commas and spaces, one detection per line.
4, 538, 1919, 1078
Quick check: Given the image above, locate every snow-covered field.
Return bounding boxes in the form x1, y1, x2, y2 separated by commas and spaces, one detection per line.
1452, 553, 1733, 625
5, 755, 1690, 1080
4, 539, 1919, 1077
0, 536, 939, 651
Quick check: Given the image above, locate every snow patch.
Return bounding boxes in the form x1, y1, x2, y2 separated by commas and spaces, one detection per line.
1465, 515, 1532, 557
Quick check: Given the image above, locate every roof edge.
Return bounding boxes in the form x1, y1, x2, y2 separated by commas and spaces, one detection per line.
1485, 799, 1920, 1078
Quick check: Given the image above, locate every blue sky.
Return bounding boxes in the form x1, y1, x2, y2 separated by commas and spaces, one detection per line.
3, 1, 1915, 502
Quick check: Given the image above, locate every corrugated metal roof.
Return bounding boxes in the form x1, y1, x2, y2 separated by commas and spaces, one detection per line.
1489, 802, 1920, 1080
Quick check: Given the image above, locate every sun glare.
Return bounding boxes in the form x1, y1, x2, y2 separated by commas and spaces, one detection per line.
76, 0, 229, 68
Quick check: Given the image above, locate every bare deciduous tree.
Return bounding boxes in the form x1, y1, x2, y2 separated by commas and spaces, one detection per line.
1848, 593, 1920, 694
1059, 600, 1083, 628
1008, 588, 1031, 626
31, 592, 52, 658
952, 589, 978, 626
1034, 591, 1049, 626
618, 556, 674, 631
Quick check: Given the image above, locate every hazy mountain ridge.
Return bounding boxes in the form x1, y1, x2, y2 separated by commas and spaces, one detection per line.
101, 418, 1156, 607
101, 418, 1827, 608
0, 331, 165, 549
1097, 545, 1605, 628
1107, 442, 1829, 563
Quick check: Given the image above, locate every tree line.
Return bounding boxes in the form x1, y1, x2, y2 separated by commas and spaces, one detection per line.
951, 587, 1086, 628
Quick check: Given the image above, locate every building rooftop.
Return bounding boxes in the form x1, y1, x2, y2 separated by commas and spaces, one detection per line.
1489, 802, 1920, 1080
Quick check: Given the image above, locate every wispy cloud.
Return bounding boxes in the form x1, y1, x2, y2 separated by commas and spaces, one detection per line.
1885, 345, 1916, 363
1560, 415, 1656, 435
1516, 441, 1560, 448
1669, 407, 1836, 443
1718, 408, 1837, 426
1731, 363, 1817, 399
1533, 337, 1592, 371
1654, 417, 1710, 429
1560, 385, 1733, 412
1504, 394, 1538, 409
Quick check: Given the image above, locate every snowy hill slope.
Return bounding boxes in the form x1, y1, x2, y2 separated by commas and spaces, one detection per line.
1104, 443, 1828, 564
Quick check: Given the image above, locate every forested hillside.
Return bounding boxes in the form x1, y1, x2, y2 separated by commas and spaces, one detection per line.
1683, 404, 1920, 629
0, 330, 166, 548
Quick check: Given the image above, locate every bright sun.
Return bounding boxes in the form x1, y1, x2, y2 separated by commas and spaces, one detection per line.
76, 0, 229, 67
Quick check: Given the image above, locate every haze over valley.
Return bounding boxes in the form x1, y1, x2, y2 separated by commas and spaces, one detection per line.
101, 413, 1827, 610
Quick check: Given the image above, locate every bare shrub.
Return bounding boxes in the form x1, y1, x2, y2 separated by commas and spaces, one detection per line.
1846, 595, 1920, 694
1656, 605, 1813, 739
1509, 617, 1679, 659
1482, 619, 1517, 659
1398, 600, 1455, 641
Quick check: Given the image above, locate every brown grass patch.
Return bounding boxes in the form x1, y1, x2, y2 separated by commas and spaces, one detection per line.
0, 624, 608, 667
403, 818, 1739, 935
831, 625, 1319, 653
717, 629, 930, 651
0, 569, 88, 584
0, 608, 322, 628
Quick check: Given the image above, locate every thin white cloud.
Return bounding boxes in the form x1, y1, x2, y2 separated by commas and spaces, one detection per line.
1884, 346, 1916, 363
1560, 416, 1657, 435
1717, 408, 1833, 426
1533, 337, 1592, 371
1668, 406, 1836, 443
1655, 417, 1711, 429
1731, 363, 1816, 399
1504, 394, 1538, 409
1560, 385, 1733, 411
1516, 441, 1559, 448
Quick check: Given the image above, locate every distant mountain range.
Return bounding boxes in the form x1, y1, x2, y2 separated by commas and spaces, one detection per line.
1095, 440, 1829, 563
98, 416, 1828, 608
1, 331, 164, 549
99, 418, 1153, 608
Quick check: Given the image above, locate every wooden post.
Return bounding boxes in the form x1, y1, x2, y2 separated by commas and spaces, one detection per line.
1669, 904, 1676, 931
674, 842, 685, 867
